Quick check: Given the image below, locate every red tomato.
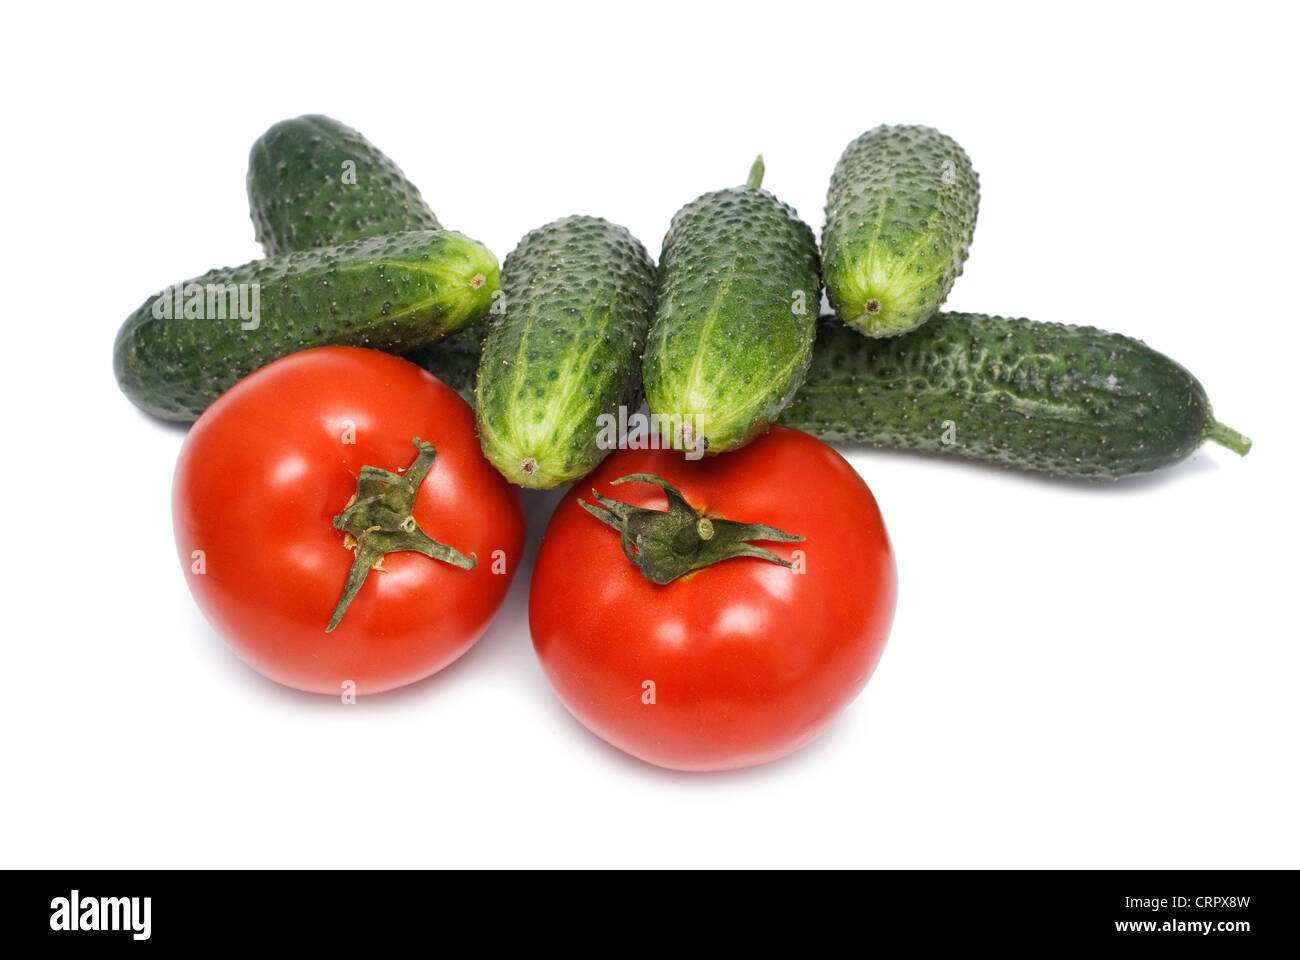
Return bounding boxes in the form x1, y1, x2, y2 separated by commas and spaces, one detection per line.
529, 426, 896, 771
174, 347, 525, 695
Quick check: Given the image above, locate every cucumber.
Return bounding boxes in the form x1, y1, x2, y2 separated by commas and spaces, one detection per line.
246, 113, 476, 395
113, 230, 500, 421
780, 313, 1250, 480
643, 157, 820, 455
407, 319, 484, 403
247, 115, 440, 256
823, 125, 978, 338
475, 216, 655, 488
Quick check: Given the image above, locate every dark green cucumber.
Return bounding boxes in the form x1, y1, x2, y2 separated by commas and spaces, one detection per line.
246, 113, 477, 395
643, 157, 821, 455
475, 216, 655, 488
114, 230, 500, 421
407, 318, 485, 403
823, 125, 978, 337
248, 115, 440, 255
781, 313, 1250, 480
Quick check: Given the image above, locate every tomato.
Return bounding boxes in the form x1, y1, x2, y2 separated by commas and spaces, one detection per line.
173, 347, 525, 695
529, 426, 896, 771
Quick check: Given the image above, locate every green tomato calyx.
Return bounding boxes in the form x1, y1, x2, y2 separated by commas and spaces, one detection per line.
327, 438, 476, 632
578, 472, 802, 585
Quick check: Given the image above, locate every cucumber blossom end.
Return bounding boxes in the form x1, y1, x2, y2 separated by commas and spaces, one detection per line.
823, 124, 979, 338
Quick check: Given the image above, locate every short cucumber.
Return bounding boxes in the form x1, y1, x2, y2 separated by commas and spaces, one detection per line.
475, 216, 656, 488
780, 313, 1250, 480
114, 230, 500, 421
823, 125, 978, 337
246, 114, 477, 396
643, 157, 821, 455
247, 115, 440, 255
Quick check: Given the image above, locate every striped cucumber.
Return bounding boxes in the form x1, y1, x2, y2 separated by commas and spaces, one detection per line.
114, 230, 499, 420
247, 114, 440, 255
823, 125, 978, 337
475, 216, 656, 488
780, 313, 1250, 480
643, 157, 821, 455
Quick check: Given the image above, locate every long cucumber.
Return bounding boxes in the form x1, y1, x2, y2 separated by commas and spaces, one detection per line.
780, 313, 1250, 480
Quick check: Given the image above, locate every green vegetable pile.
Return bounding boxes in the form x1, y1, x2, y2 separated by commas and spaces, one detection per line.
113, 114, 1250, 481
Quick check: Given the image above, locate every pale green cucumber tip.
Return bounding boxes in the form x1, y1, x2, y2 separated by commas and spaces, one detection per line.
1205, 420, 1252, 456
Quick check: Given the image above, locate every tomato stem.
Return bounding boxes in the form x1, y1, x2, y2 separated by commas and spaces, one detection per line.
578, 473, 802, 585
326, 438, 476, 632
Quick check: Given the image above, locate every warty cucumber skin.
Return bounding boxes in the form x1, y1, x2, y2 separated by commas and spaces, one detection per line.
475, 216, 656, 489
644, 170, 821, 455
823, 125, 978, 338
781, 313, 1246, 480
247, 113, 481, 400
114, 230, 500, 421
248, 115, 440, 256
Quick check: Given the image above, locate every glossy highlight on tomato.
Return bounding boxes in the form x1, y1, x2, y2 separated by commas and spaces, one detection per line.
173, 347, 526, 695
530, 426, 897, 771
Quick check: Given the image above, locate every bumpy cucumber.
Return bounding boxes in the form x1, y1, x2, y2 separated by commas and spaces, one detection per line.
643, 157, 820, 455
823, 125, 978, 337
248, 115, 440, 255
475, 216, 655, 488
781, 313, 1250, 480
114, 230, 499, 421
246, 114, 476, 395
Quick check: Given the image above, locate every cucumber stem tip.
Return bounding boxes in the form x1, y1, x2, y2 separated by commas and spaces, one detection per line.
1206, 420, 1252, 456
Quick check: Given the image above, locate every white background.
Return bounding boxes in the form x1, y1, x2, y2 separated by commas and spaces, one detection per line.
2, 1, 1297, 869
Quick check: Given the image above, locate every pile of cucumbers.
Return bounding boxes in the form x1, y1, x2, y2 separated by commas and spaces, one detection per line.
113, 115, 1250, 482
